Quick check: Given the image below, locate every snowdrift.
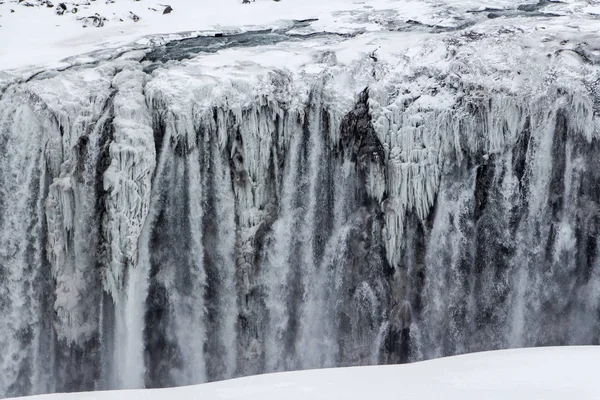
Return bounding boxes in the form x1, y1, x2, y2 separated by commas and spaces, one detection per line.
11, 347, 600, 400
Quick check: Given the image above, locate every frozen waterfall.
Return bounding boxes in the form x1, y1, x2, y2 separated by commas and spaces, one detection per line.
1, 25, 600, 398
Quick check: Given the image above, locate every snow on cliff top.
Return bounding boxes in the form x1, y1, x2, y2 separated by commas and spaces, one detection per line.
1, 0, 600, 73
0, 0, 415, 71
9, 347, 600, 400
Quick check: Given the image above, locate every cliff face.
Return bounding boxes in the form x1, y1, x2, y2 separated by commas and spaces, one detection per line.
1, 22, 600, 398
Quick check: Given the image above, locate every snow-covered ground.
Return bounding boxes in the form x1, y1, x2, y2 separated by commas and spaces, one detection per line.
0, 0, 422, 71
8, 347, 600, 399
2, 0, 600, 74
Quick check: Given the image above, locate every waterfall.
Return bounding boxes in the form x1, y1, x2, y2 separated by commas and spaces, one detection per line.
0, 27, 600, 398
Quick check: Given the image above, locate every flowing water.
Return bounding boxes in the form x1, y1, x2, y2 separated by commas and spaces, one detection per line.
0, 25, 600, 398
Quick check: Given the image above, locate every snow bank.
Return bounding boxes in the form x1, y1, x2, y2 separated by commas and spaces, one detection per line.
2, 0, 599, 74
0, 0, 420, 72
10, 347, 600, 400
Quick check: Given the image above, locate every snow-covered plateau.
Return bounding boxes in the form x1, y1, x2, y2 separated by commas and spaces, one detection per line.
10, 347, 600, 400
2, 0, 600, 398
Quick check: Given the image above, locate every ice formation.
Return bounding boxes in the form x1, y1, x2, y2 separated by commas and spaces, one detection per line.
1, 11, 600, 398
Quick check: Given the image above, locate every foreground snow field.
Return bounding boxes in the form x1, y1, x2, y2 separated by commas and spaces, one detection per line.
9, 347, 600, 400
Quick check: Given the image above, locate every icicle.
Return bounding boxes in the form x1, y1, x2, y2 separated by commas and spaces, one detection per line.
106, 66, 156, 389
102, 67, 155, 300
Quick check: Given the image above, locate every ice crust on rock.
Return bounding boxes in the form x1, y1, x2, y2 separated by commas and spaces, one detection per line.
103, 67, 155, 299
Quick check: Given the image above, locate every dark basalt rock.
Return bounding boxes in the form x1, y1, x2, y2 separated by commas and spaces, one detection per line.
129, 11, 140, 22
338, 88, 385, 166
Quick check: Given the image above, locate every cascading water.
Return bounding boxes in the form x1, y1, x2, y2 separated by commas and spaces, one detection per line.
1, 22, 600, 398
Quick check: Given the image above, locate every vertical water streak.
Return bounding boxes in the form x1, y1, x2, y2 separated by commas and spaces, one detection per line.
295, 86, 328, 367
0, 91, 51, 396
107, 67, 156, 389
203, 131, 238, 380
260, 112, 303, 371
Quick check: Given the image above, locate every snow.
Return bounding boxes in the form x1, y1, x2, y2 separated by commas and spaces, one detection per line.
0, 0, 416, 73
3, 0, 600, 75
9, 347, 600, 399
